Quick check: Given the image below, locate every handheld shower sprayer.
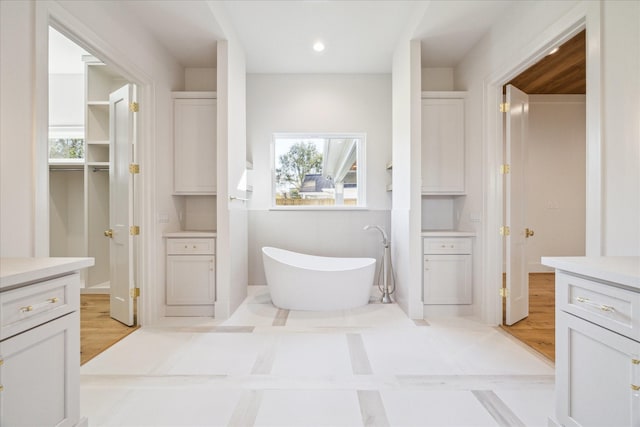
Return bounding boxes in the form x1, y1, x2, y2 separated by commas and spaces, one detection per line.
364, 225, 394, 303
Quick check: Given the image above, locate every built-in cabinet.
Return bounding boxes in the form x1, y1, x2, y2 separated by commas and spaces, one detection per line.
49, 56, 128, 291
543, 257, 640, 427
421, 92, 466, 195
0, 258, 93, 426
165, 232, 216, 316
172, 92, 217, 195
422, 233, 473, 304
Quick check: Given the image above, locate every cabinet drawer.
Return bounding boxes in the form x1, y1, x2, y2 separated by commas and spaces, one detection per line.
167, 238, 215, 255
423, 238, 471, 254
556, 271, 640, 342
0, 273, 80, 341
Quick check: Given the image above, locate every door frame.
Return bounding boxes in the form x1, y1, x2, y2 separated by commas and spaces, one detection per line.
481, 1, 602, 325
33, 1, 158, 325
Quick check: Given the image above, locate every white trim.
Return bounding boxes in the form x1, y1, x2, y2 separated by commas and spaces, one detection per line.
421, 91, 467, 99
171, 91, 217, 99
482, 1, 601, 325
34, 1, 158, 326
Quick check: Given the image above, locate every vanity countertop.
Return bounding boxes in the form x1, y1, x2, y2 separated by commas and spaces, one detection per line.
163, 230, 217, 238
0, 257, 94, 291
541, 256, 640, 291
421, 230, 476, 237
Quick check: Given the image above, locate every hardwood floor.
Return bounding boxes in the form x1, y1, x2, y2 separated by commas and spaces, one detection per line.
80, 294, 139, 365
501, 273, 555, 361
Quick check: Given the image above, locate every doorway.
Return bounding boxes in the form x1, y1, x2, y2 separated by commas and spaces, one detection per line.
48, 26, 139, 362
500, 31, 587, 360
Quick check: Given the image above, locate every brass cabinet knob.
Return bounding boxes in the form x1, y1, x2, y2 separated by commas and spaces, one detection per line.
104, 229, 114, 238
525, 228, 535, 238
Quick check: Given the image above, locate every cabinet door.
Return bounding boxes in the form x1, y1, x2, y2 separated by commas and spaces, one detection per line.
556, 311, 640, 427
174, 98, 217, 194
421, 98, 465, 194
167, 255, 216, 305
0, 312, 80, 427
423, 254, 472, 304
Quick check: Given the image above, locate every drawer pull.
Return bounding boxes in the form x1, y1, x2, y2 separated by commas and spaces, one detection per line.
575, 296, 616, 312
19, 297, 60, 313
632, 384, 640, 391
19, 305, 33, 313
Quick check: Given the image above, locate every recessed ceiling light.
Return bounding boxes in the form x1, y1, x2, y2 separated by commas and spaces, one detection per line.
548, 46, 560, 56
313, 41, 325, 52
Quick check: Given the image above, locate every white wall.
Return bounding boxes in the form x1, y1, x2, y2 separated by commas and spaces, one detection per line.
527, 95, 586, 271
246, 74, 392, 286
0, 0, 36, 256
391, 40, 423, 318
601, 1, 640, 255
421, 68, 454, 91
49, 74, 84, 125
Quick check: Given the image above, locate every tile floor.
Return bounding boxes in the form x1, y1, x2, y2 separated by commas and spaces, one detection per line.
80, 286, 555, 426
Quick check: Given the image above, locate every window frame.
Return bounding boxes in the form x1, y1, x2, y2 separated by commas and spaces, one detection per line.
270, 132, 367, 210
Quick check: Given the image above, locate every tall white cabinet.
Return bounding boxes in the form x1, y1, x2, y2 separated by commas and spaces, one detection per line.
172, 92, 217, 195
421, 92, 466, 195
49, 57, 129, 291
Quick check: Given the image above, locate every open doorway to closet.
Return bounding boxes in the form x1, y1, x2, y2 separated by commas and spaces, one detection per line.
48, 27, 139, 364
500, 30, 586, 361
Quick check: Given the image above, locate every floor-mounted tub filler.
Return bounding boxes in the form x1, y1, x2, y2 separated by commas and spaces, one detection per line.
364, 225, 395, 303
262, 246, 375, 311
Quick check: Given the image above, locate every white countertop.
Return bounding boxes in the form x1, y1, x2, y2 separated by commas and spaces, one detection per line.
164, 230, 217, 238
421, 230, 476, 237
0, 257, 95, 290
541, 256, 640, 290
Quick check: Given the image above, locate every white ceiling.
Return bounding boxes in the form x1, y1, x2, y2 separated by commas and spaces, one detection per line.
117, 0, 516, 73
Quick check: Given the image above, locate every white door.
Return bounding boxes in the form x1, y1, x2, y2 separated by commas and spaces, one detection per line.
505, 84, 530, 325
108, 84, 135, 326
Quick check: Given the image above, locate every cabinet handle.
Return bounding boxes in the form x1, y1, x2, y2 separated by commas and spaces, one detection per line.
0, 385, 3, 392
632, 384, 640, 391
193, 245, 197, 249
19, 297, 60, 313
575, 296, 616, 312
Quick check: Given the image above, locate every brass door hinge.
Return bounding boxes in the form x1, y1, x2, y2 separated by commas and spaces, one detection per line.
130, 225, 140, 236
500, 164, 510, 174
500, 102, 510, 113
129, 102, 139, 113
500, 288, 509, 298
130, 288, 140, 298
500, 226, 511, 236
129, 163, 140, 174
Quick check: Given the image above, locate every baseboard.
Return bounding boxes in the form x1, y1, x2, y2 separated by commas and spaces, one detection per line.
165, 305, 215, 317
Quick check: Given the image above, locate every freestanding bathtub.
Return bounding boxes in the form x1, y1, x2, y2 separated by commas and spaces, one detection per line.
262, 247, 376, 311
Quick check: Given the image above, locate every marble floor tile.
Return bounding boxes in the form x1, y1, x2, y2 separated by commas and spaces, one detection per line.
254, 389, 363, 426
381, 389, 500, 426
80, 293, 556, 427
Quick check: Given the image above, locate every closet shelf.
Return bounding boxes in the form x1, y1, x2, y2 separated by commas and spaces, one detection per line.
87, 140, 109, 145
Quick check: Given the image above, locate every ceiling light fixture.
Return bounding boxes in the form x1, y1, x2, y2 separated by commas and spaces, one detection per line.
548, 46, 560, 56
313, 41, 325, 53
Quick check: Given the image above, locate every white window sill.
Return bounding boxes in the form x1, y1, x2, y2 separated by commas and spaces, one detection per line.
269, 206, 368, 211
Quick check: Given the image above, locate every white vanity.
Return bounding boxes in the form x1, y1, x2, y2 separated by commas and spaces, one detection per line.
164, 231, 216, 316
0, 257, 94, 426
542, 256, 640, 427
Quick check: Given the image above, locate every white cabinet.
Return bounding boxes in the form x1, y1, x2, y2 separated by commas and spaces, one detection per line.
423, 236, 472, 304
166, 235, 216, 316
173, 92, 217, 194
421, 92, 466, 194
0, 272, 84, 426
552, 268, 640, 427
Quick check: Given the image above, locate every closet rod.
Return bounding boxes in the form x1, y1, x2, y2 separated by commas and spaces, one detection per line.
92, 167, 109, 172
49, 167, 84, 171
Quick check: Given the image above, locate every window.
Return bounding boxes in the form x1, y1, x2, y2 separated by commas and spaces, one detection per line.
49, 125, 84, 162
272, 133, 366, 208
